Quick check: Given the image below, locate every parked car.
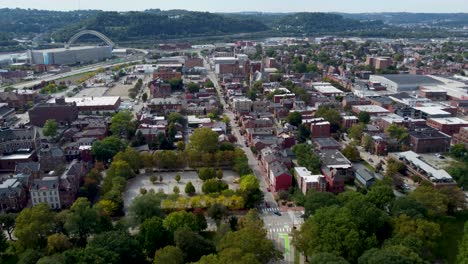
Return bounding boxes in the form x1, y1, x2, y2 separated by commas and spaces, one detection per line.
274, 211, 282, 216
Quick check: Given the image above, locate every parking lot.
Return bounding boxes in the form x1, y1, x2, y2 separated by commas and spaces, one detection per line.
122, 170, 240, 209
104, 83, 134, 99
73, 87, 108, 97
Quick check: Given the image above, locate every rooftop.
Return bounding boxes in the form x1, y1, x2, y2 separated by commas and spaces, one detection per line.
373, 74, 443, 85
428, 117, 468, 125
413, 107, 451, 116
48, 96, 120, 107
395, 151, 453, 181
294, 167, 323, 183
352, 105, 390, 113
319, 149, 352, 169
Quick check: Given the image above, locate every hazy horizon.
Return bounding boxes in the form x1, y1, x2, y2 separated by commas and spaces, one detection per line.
1, 0, 468, 13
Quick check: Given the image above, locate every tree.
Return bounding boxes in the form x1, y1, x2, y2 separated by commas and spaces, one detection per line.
216, 169, 223, 180
91, 136, 125, 162
128, 192, 164, 224
349, 124, 364, 141
450, 144, 467, 160
239, 174, 263, 208
362, 135, 374, 152
194, 212, 208, 231
304, 190, 341, 216
187, 82, 200, 93
173, 186, 180, 194
202, 179, 228, 194
185, 181, 196, 195
150, 175, 157, 184
0, 213, 16, 240
315, 106, 341, 131
43, 119, 58, 138
298, 124, 311, 143
292, 144, 322, 173
110, 110, 136, 138
175, 174, 181, 183
46, 233, 71, 255
386, 124, 409, 144
310, 253, 349, 264
64, 197, 105, 246
392, 214, 441, 250
95, 199, 119, 217
169, 78, 183, 91
174, 227, 216, 263
163, 211, 200, 233
358, 112, 371, 124
205, 80, 214, 88
408, 185, 449, 216
153, 246, 184, 264
207, 203, 228, 225
113, 147, 142, 171
390, 197, 428, 219
142, 92, 148, 102
293, 205, 373, 262
365, 182, 395, 210
137, 217, 170, 257
218, 213, 281, 264
287, 111, 302, 127
86, 231, 145, 264
457, 222, 468, 264
106, 160, 135, 180
342, 145, 361, 162
15, 203, 55, 249
189, 128, 219, 153
198, 167, 216, 181
358, 247, 422, 264
167, 112, 185, 125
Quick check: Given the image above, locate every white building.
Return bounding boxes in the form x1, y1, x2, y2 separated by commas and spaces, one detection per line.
293, 167, 327, 195
232, 97, 253, 114
30, 176, 61, 209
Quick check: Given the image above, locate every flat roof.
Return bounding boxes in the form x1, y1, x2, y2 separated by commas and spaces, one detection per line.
319, 149, 352, 168
372, 74, 443, 85
396, 151, 452, 181
294, 167, 322, 183
313, 85, 344, 94
413, 107, 451, 115
48, 96, 120, 107
428, 117, 468, 125
352, 105, 390, 113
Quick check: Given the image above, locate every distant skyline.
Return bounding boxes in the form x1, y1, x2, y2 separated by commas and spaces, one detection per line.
1, 0, 468, 13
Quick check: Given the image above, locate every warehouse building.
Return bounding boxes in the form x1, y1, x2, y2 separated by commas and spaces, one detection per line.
369, 74, 443, 93
29, 46, 112, 65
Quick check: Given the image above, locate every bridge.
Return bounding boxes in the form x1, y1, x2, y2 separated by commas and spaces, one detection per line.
65, 30, 115, 49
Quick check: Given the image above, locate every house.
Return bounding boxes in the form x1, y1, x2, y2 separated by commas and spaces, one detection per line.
294, 167, 326, 194
0, 90, 37, 109
0, 178, 28, 213
59, 160, 90, 207
268, 161, 292, 192
39, 145, 65, 172
310, 121, 331, 138
149, 79, 172, 98
342, 116, 359, 129
153, 67, 182, 81
15, 161, 41, 179
148, 97, 183, 114
313, 137, 341, 150
318, 149, 353, 193
30, 176, 61, 209
0, 128, 40, 172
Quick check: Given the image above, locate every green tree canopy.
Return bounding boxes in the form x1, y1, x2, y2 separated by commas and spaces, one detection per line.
163, 211, 199, 234
189, 128, 219, 153
128, 192, 164, 225
287, 111, 302, 127
43, 119, 58, 137
153, 246, 184, 264
185, 181, 196, 195
137, 216, 170, 257
304, 191, 340, 217
310, 252, 350, 264
15, 203, 55, 250
358, 112, 371, 124
86, 231, 144, 264
91, 136, 125, 162
110, 110, 136, 138
202, 179, 228, 194
174, 226, 216, 263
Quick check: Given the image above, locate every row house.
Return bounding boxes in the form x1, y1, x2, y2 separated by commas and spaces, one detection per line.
149, 80, 172, 98
63, 138, 95, 162
259, 146, 293, 192
294, 167, 327, 195
318, 149, 353, 193
0, 90, 38, 109
148, 97, 183, 114
0, 128, 41, 172
0, 177, 28, 213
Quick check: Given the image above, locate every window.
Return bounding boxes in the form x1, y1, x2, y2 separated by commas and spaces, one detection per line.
55, 197, 58, 202
38, 198, 41, 203
56, 203, 59, 208
33, 198, 36, 203
43, 192, 46, 196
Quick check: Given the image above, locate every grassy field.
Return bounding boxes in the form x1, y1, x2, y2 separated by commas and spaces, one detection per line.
435, 211, 468, 263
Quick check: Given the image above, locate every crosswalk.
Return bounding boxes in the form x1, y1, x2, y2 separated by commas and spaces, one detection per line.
268, 226, 292, 234
260, 207, 280, 213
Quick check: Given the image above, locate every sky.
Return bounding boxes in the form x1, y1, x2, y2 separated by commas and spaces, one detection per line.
1, 0, 468, 13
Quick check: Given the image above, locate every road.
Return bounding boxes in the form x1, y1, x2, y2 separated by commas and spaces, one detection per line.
7, 58, 143, 91
202, 55, 302, 263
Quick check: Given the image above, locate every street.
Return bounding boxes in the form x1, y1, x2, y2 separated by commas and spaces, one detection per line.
202, 56, 302, 263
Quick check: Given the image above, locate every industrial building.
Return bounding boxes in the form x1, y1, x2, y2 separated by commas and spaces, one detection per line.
369, 74, 443, 92
29, 46, 112, 65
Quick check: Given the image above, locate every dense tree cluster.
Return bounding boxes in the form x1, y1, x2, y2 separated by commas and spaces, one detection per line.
294, 182, 466, 263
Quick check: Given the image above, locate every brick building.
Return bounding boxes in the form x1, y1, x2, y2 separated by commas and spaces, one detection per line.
409, 127, 451, 153
453, 127, 468, 148
426, 117, 468, 136
29, 98, 79, 126
153, 67, 182, 81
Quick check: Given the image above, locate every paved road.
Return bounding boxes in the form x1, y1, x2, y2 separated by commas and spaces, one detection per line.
202, 55, 303, 263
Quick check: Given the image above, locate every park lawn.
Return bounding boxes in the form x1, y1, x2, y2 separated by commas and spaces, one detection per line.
434, 211, 468, 264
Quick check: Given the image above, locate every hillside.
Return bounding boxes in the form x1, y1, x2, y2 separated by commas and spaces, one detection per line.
52, 11, 269, 42
273, 12, 385, 34
340, 12, 468, 27
0, 8, 101, 34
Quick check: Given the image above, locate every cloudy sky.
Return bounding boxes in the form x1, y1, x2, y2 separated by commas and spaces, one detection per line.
1, 0, 468, 13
